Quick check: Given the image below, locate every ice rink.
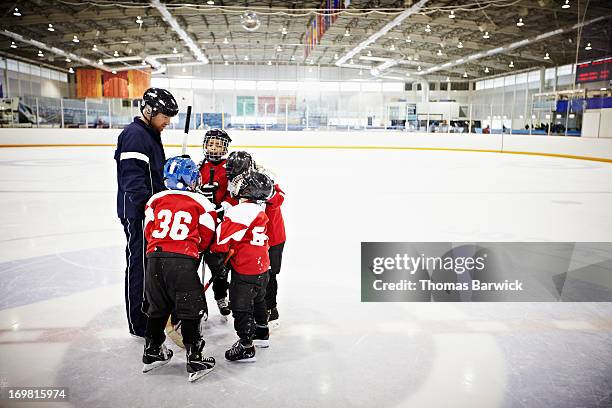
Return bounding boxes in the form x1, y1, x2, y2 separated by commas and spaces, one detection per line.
1, 142, 611, 408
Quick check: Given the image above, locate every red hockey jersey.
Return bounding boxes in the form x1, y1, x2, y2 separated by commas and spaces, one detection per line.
144, 190, 217, 259
199, 159, 228, 205
221, 184, 286, 247
266, 184, 286, 246
211, 202, 270, 275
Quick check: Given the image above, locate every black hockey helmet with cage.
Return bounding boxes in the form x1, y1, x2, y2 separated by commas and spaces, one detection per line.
141, 88, 179, 117
203, 129, 232, 161
234, 170, 273, 202
226, 151, 254, 181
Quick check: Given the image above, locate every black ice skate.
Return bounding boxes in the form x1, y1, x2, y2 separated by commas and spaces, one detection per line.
186, 340, 215, 382
142, 339, 173, 373
267, 307, 280, 329
253, 325, 269, 348
216, 297, 231, 317
225, 339, 256, 362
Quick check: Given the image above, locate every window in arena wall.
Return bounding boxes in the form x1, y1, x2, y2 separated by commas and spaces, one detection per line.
236, 95, 255, 115
278, 96, 296, 113
258, 96, 275, 114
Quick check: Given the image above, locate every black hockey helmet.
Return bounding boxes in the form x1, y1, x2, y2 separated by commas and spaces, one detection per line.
141, 87, 179, 117
234, 170, 273, 202
226, 151, 254, 181
203, 129, 232, 161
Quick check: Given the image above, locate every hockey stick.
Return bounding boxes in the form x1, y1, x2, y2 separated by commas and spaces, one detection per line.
203, 249, 234, 292
181, 105, 192, 156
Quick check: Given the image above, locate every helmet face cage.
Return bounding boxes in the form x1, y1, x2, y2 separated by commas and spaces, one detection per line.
203, 129, 231, 162
164, 157, 200, 191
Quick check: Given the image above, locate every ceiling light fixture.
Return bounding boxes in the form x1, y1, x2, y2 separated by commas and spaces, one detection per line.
68, 67, 74, 73
463, 72, 468, 77
367, 50, 372, 56
544, 52, 550, 60
359, 69, 363, 75
405, 71, 411, 76
10, 41, 17, 49
437, 49, 443, 56
223, 37, 229, 44
483, 31, 490, 39
72, 35, 79, 43
112, 70, 117, 74
224, 60, 229, 66
136, 16, 143, 25
446, 76, 450, 82
449, 10, 455, 19
457, 41, 463, 48
562, 0, 570, 9
13, 8, 21, 17
516, 18, 524, 27
173, 47, 178, 54
267, 60, 272, 65
142, 60, 147, 65
585, 42, 592, 50
406, 37, 412, 43
417, 65, 421, 71
389, 44, 395, 51
425, 24, 431, 33
334, 53, 339, 59
37, 50, 44, 57
207, 0, 214, 4
92, 44, 98, 51
65, 57, 72, 62
509, 60, 514, 68
244, 55, 249, 61
113, 50, 119, 57
276, 45, 282, 52
484, 67, 490, 73
344, 28, 351, 37
98, 59, 103, 65
290, 55, 295, 61
48, 24, 55, 32
281, 27, 288, 35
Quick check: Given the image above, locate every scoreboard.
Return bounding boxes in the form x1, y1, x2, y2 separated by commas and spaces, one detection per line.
576, 57, 611, 83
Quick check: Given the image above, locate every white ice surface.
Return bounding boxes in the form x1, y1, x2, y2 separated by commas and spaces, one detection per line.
0, 145, 611, 408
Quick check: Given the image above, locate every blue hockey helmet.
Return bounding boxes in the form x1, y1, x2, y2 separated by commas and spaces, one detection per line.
164, 156, 200, 191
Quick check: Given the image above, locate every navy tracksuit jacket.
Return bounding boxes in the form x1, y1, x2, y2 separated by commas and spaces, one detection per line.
114, 117, 166, 336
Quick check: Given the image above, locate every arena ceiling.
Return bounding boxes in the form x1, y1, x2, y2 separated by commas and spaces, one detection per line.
1, 0, 611, 81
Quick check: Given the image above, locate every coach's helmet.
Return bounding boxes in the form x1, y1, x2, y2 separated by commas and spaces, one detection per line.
141, 87, 179, 118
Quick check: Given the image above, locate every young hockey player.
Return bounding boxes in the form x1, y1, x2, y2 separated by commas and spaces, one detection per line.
142, 156, 217, 382
225, 151, 286, 328
211, 170, 274, 362
198, 129, 233, 319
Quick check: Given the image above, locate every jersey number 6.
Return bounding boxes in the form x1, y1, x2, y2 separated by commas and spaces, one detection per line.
152, 209, 192, 240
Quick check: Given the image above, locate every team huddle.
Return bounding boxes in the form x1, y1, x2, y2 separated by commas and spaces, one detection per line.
142, 130, 286, 382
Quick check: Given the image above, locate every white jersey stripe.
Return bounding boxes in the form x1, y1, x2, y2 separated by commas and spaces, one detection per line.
120, 152, 150, 163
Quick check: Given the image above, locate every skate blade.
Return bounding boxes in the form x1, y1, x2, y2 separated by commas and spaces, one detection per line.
142, 358, 171, 373
226, 356, 257, 363
188, 367, 214, 382
268, 320, 280, 330
253, 339, 269, 348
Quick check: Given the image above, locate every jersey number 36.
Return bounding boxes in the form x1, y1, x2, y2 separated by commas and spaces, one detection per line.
151, 209, 192, 240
